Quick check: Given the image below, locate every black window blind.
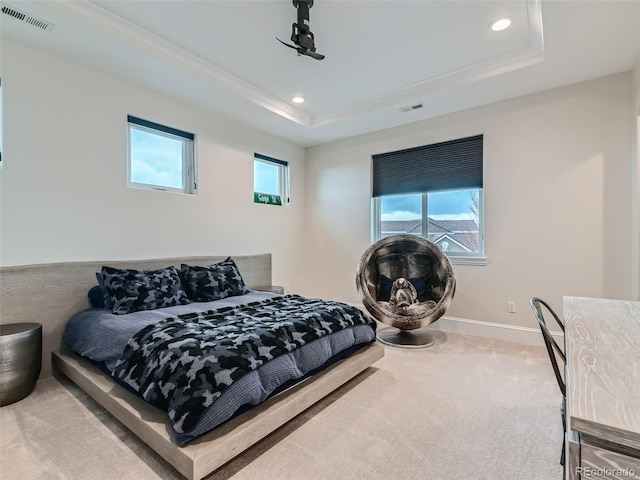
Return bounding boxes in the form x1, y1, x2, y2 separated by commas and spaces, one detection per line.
372, 134, 483, 197
127, 115, 194, 141
254, 152, 288, 167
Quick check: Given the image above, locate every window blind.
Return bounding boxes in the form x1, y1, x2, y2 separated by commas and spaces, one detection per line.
254, 152, 288, 166
372, 134, 483, 197
127, 115, 194, 141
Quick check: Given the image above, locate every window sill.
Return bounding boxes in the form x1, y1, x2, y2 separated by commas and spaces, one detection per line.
128, 182, 195, 195
449, 256, 487, 266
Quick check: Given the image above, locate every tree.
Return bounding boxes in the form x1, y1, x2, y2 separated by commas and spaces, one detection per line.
469, 191, 480, 226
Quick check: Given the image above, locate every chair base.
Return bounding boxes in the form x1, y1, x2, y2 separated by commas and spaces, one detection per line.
377, 327, 435, 348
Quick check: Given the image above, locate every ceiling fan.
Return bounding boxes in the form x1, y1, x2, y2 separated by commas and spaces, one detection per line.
277, 0, 325, 60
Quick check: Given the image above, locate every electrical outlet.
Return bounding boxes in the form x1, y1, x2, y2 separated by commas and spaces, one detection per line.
507, 301, 516, 313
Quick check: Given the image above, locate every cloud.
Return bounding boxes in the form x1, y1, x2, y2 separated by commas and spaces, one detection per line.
381, 210, 421, 221
131, 158, 182, 189
130, 129, 183, 189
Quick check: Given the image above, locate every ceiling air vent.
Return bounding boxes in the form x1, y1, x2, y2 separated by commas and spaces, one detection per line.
399, 103, 424, 113
1, 2, 55, 32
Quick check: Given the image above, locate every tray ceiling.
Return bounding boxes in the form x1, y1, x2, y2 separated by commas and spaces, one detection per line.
2, 0, 640, 146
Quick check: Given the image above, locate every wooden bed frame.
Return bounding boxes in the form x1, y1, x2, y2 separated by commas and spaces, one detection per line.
0, 254, 384, 479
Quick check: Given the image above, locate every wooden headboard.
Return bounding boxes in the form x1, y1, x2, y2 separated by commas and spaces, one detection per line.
0, 254, 272, 378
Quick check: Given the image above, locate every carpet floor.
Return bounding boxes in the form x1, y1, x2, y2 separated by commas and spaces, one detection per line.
0, 331, 564, 480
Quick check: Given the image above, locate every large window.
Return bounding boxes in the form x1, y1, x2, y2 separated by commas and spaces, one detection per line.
372, 135, 484, 262
254, 153, 289, 206
127, 115, 196, 194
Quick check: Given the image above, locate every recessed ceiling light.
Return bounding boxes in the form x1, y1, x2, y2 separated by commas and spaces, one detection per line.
490, 17, 512, 32
291, 96, 305, 104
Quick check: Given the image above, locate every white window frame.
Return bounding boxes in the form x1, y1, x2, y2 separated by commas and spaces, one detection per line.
127, 116, 196, 195
372, 189, 486, 265
254, 154, 289, 206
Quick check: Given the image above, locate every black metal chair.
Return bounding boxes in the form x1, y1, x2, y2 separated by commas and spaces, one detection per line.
530, 297, 566, 467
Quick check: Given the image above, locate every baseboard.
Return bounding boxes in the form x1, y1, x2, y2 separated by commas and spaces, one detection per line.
346, 302, 562, 347
432, 315, 563, 347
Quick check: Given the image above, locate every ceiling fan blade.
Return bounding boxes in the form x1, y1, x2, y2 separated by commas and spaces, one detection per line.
304, 49, 325, 60
276, 37, 298, 51
277, 37, 324, 61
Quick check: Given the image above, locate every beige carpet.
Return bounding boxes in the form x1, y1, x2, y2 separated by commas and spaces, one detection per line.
0, 331, 564, 480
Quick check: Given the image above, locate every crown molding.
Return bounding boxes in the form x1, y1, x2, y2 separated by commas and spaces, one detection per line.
38, 0, 312, 126
39, 0, 543, 130
312, 0, 544, 126
311, 44, 544, 127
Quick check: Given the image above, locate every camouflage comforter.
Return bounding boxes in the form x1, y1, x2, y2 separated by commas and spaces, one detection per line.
111, 295, 376, 440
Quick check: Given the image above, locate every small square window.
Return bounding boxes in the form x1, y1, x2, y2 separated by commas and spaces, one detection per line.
254, 153, 288, 206
127, 115, 196, 194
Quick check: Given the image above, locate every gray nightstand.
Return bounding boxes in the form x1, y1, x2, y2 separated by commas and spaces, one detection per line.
0, 323, 42, 406
255, 286, 285, 294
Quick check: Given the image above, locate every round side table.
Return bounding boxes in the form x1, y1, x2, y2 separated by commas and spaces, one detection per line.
0, 323, 42, 406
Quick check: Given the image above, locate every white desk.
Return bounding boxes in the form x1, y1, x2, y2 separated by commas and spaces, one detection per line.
564, 296, 640, 480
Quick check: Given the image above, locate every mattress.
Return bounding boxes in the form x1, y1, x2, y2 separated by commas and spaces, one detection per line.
63, 291, 376, 445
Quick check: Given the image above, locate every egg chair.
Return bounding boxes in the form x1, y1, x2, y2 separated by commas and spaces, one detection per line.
356, 234, 456, 348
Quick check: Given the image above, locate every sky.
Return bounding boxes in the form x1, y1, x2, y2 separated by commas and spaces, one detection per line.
381, 190, 478, 220
130, 128, 183, 189
254, 161, 280, 195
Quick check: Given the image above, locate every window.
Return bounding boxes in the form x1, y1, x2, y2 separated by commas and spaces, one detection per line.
372, 135, 484, 262
127, 115, 196, 194
254, 153, 289, 206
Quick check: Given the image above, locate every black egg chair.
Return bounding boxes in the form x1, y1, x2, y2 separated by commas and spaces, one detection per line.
356, 234, 456, 348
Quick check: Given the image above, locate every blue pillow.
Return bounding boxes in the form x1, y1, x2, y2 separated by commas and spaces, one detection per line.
95, 272, 114, 309
88, 285, 107, 309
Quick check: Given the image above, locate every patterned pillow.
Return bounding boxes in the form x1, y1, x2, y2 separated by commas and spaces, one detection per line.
99, 266, 191, 315
181, 257, 250, 302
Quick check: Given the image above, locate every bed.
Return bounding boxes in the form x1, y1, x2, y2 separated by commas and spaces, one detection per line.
0, 254, 384, 480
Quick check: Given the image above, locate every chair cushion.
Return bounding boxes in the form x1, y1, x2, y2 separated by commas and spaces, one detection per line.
377, 275, 428, 302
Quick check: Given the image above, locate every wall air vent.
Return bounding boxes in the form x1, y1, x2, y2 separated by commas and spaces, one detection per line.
1, 2, 55, 32
399, 103, 424, 113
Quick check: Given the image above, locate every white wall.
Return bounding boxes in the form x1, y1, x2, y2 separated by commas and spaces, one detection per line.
303, 73, 634, 329
0, 39, 305, 289
634, 54, 640, 113
2, 38, 636, 322
632, 53, 640, 299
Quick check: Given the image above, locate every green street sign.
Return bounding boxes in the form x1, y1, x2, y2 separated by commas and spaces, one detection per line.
254, 192, 282, 206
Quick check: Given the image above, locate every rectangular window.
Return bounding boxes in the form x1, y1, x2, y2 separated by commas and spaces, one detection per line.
127, 115, 196, 194
374, 189, 483, 256
254, 153, 288, 206
372, 135, 484, 262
